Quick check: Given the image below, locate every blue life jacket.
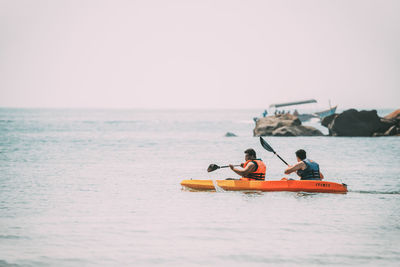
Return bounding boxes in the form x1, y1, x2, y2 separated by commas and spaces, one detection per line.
297, 159, 321, 180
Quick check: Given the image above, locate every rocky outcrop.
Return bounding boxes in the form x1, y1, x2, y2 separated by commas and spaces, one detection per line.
253, 114, 323, 136
321, 109, 400, 137
271, 125, 324, 136
225, 132, 237, 137
384, 109, 400, 121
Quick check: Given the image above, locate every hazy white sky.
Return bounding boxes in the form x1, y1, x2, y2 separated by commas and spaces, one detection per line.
1, 0, 399, 109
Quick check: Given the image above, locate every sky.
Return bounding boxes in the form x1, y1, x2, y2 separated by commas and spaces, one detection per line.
1, 0, 399, 109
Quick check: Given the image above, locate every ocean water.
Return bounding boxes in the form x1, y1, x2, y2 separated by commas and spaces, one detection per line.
0, 108, 399, 266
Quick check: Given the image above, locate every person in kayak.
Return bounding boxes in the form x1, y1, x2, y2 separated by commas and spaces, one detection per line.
229, 148, 266, 180
284, 149, 324, 180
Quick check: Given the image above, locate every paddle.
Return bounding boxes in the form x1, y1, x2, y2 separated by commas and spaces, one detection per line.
259, 136, 289, 166
207, 164, 240, 172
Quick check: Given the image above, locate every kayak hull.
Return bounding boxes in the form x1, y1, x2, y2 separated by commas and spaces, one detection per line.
181, 179, 348, 193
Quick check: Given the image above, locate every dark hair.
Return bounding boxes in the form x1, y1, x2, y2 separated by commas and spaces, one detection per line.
244, 148, 256, 159
295, 149, 306, 160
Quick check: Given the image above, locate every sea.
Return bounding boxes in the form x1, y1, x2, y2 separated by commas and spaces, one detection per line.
0, 108, 399, 266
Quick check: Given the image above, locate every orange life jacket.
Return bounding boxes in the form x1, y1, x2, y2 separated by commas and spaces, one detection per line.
240, 159, 266, 181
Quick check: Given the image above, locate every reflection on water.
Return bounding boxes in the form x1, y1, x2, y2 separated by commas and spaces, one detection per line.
295, 192, 318, 198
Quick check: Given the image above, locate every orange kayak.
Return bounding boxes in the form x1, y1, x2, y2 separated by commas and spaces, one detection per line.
181, 179, 348, 193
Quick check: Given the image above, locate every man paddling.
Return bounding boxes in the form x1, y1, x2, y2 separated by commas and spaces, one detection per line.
229, 148, 266, 180
284, 149, 324, 180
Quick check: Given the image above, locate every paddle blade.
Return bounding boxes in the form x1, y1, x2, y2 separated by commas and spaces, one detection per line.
259, 137, 275, 153
207, 164, 220, 172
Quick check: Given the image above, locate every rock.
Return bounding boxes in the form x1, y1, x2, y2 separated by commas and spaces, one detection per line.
321, 109, 399, 137
272, 125, 323, 136
372, 132, 385, 137
384, 109, 400, 121
377, 118, 397, 133
225, 132, 237, 137
321, 114, 336, 128
384, 125, 400, 136
254, 114, 322, 136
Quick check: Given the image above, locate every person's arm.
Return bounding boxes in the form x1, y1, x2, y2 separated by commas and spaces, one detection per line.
229, 162, 256, 176
320, 172, 324, 180
284, 161, 305, 175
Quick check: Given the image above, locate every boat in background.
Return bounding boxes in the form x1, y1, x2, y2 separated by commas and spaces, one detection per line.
268, 99, 337, 122
314, 105, 337, 119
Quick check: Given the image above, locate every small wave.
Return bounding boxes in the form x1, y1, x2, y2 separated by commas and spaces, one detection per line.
242, 191, 263, 195
350, 190, 400, 195
295, 192, 318, 197
104, 120, 140, 124
0, 260, 20, 267
181, 186, 212, 192
212, 180, 226, 192
0, 235, 26, 240
80, 120, 141, 124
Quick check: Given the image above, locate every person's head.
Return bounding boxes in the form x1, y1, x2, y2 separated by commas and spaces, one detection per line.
295, 149, 306, 161
244, 148, 257, 160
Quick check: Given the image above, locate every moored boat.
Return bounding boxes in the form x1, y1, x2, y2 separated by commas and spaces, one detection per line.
314, 105, 337, 119
181, 179, 348, 194
267, 99, 338, 122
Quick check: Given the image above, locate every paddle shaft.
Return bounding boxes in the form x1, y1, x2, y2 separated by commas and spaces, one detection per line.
207, 164, 241, 172
273, 152, 289, 166
219, 165, 240, 169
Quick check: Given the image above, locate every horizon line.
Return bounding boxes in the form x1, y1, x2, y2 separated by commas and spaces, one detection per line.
0, 106, 397, 111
